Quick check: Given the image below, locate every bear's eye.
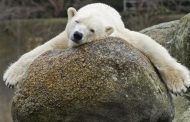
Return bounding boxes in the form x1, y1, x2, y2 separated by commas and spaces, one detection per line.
75, 20, 80, 23
90, 29, 95, 33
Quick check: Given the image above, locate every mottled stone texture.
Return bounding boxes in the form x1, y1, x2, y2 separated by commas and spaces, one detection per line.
12, 37, 173, 122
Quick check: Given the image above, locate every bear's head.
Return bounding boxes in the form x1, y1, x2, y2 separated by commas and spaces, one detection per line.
65, 7, 114, 47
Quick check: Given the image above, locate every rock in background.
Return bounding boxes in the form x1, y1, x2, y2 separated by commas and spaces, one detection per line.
12, 38, 174, 122
141, 13, 190, 122
141, 13, 190, 69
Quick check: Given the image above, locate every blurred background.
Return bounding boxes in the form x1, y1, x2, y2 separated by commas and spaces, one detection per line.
0, 0, 189, 122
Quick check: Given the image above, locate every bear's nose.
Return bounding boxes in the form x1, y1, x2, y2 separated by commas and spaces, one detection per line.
73, 31, 83, 43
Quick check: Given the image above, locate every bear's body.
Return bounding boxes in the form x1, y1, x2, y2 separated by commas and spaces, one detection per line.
3, 3, 190, 93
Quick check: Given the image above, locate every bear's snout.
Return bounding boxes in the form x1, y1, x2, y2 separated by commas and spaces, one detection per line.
72, 31, 83, 43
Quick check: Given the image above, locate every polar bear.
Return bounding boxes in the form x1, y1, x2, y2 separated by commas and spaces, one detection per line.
3, 3, 190, 94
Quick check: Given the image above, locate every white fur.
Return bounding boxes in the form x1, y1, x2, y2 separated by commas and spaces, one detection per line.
3, 3, 190, 94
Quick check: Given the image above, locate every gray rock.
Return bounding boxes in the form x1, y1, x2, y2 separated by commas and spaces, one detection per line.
176, 107, 190, 122
12, 37, 174, 122
141, 13, 190, 68
140, 20, 179, 45
141, 13, 190, 122
172, 96, 190, 122
167, 13, 190, 69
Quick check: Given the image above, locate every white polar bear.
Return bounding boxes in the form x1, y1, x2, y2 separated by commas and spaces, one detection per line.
3, 3, 190, 94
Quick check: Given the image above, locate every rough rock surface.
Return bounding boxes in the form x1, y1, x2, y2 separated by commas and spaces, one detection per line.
172, 96, 190, 122
12, 37, 174, 122
141, 13, 190, 122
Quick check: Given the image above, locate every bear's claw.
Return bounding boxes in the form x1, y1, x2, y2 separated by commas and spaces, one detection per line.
6, 82, 14, 89
4, 75, 21, 89
3, 62, 26, 89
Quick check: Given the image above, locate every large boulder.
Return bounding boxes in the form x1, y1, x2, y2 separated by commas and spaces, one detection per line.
12, 37, 174, 122
141, 13, 190, 122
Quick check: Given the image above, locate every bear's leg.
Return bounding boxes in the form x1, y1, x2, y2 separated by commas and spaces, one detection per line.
3, 31, 68, 88
123, 30, 190, 93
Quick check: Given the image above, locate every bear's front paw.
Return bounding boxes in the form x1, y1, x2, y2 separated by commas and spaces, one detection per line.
159, 64, 190, 94
3, 62, 26, 88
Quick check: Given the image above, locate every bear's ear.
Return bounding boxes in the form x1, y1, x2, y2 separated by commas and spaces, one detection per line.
105, 26, 114, 36
67, 7, 77, 21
